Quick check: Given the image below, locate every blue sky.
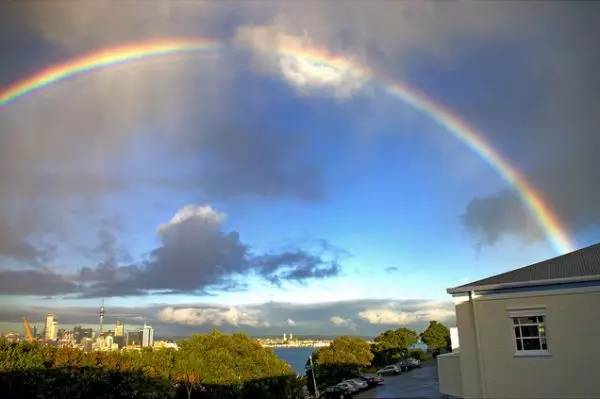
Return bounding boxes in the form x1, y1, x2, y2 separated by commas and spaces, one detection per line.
0, 2, 599, 336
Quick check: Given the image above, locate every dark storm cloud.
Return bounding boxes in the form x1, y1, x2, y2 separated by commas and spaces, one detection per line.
459, 7, 600, 247
0, 269, 78, 296
191, 126, 325, 200
0, 218, 44, 263
73, 205, 342, 298
463, 190, 543, 246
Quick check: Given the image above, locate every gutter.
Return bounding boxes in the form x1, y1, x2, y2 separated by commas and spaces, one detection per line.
447, 274, 600, 294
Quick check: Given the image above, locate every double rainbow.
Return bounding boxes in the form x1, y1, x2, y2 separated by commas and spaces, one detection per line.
0, 37, 575, 253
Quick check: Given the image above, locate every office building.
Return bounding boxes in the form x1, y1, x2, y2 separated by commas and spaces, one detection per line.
142, 323, 154, 348
115, 320, 124, 337
45, 313, 58, 341
127, 330, 143, 347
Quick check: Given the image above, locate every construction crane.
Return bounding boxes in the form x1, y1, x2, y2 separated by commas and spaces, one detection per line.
21, 317, 35, 342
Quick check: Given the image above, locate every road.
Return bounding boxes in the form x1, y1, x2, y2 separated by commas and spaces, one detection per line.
354, 361, 442, 399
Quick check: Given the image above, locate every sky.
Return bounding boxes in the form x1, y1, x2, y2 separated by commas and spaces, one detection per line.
0, 1, 599, 338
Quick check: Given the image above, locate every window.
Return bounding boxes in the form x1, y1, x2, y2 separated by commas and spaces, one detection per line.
509, 309, 549, 355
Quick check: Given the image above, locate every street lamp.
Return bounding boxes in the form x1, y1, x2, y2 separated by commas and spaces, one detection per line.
309, 354, 319, 398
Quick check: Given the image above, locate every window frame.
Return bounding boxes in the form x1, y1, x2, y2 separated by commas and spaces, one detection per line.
508, 308, 551, 357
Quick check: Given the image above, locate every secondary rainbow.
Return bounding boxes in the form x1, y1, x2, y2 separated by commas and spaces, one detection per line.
0, 38, 575, 253
0, 38, 220, 106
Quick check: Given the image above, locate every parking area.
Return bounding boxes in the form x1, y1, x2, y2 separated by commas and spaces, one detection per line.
354, 361, 442, 399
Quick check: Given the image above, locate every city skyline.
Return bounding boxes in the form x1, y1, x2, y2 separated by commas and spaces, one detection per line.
1, 2, 599, 336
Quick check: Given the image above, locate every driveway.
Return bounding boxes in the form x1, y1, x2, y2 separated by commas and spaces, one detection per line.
354, 361, 442, 399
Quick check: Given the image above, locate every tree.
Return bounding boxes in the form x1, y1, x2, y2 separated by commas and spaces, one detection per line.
372, 327, 418, 367
173, 349, 204, 399
420, 321, 450, 354
309, 336, 374, 393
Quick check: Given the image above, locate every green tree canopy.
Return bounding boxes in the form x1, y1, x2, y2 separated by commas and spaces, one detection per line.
420, 320, 450, 352
373, 328, 418, 351
314, 336, 373, 368
371, 327, 418, 367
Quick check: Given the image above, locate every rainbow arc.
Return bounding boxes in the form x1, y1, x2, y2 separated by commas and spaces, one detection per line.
0, 37, 575, 254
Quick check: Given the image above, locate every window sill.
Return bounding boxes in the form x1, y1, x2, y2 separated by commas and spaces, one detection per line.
513, 351, 552, 358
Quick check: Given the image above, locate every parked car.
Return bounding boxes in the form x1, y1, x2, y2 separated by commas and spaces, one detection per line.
398, 359, 412, 371
335, 381, 360, 394
345, 378, 368, 390
319, 386, 352, 399
408, 357, 421, 368
358, 374, 384, 387
376, 364, 401, 375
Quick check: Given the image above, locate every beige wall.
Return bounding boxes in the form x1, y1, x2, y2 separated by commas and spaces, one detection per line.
458, 288, 600, 398
437, 352, 462, 397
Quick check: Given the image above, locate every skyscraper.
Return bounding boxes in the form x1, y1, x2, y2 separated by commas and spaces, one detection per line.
44, 313, 56, 341
127, 330, 143, 347
142, 323, 154, 348
115, 320, 124, 337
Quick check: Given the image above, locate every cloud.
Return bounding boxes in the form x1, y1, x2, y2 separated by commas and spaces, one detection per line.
236, 21, 371, 98
0, 269, 78, 296
253, 249, 341, 285
358, 305, 454, 326
157, 306, 266, 327
463, 190, 544, 246
73, 204, 342, 297
330, 316, 356, 330
0, 298, 455, 336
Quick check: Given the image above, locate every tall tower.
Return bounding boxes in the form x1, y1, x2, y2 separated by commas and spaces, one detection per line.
142, 322, 154, 348
115, 320, 124, 337
44, 313, 55, 341
99, 299, 105, 334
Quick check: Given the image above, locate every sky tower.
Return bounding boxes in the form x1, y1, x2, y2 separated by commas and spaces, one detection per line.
99, 299, 105, 334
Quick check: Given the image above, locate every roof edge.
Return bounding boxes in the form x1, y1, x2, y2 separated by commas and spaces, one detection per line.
447, 274, 600, 294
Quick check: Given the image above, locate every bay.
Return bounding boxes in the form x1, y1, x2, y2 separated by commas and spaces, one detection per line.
274, 347, 315, 375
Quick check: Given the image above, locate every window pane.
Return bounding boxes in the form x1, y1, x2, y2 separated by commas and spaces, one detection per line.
538, 325, 546, 337
516, 339, 522, 350
523, 339, 541, 350
514, 327, 521, 337
516, 316, 539, 324
520, 325, 539, 337
542, 342, 548, 350
537, 316, 544, 323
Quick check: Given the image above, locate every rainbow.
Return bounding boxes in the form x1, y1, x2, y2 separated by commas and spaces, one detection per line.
0, 37, 575, 253
0, 38, 220, 106
384, 82, 574, 253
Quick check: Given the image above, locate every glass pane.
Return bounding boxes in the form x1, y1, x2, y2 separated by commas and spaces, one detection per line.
516, 339, 522, 350
538, 325, 546, 337
520, 325, 539, 337
514, 327, 521, 337
537, 316, 544, 323
512, 317, 519, 326
542, 342, 548, 350
516, 316, 539, 324
523, 339, 541, 350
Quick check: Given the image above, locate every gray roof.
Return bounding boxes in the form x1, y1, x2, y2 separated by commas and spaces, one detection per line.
448, 242, 600, 294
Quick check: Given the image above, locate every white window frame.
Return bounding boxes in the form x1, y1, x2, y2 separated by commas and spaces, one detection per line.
508, 308, 551, 357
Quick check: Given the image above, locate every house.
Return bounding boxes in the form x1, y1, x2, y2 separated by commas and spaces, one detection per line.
438, 242, 600, 398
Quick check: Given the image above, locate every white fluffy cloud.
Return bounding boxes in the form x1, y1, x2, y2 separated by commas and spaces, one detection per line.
287, 318, 296, 326
236, 22, 371, 98
330, 315, 356, 329
358, 306, 454, 325
157, 306, 266, 327
157, 204, 226, 235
